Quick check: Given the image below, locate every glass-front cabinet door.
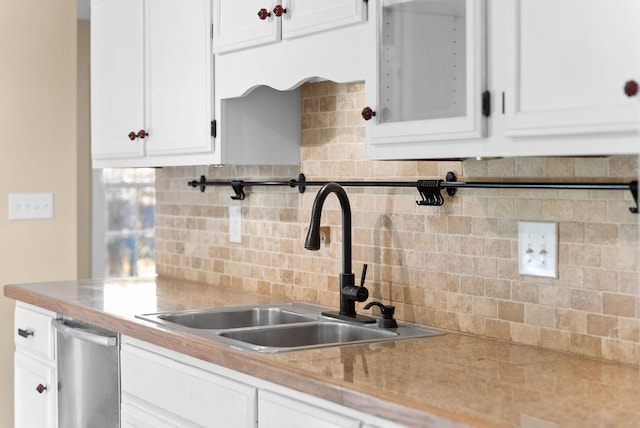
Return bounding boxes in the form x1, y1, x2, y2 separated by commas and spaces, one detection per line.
364, 0, 486, 160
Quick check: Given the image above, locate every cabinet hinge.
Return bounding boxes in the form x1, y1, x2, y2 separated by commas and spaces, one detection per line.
211, 120, 217, 138
482, 91, 491, 117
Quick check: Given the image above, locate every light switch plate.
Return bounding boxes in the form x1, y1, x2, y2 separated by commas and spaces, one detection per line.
518, 221, 558, 278
8, 193, 54, 220
229, 206, 242, 243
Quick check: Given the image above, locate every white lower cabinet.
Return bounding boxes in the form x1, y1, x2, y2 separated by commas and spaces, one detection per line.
14, 352, 56, 428
13, 303, 57, 428
121, 401, 183, 428
258, 390, 360, 428
120, 340, 257, 427
121, 336, 407, 428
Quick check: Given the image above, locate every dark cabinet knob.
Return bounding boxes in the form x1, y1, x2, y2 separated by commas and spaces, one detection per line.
36, 384, 47, 394
257, 8, 271, 20
129, 130, 148, 140
624, 80, 638, 97
361, 107, 376, 121
273, 5, 287, 17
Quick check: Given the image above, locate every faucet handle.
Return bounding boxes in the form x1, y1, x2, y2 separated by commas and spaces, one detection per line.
363, 301, 398, 328
359, 264, 368, 287
341, 263, 369, 302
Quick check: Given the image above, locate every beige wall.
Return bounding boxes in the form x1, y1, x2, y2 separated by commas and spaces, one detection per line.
156, 81, 639, 366
77, 20, 92, 279
0, 1, 78, 427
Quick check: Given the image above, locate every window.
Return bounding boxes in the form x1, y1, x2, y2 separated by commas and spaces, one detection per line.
92, 168, 156, 278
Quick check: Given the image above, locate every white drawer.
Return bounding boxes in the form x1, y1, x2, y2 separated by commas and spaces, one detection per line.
121, 343, 257, 427
15, 303, 55, 361
258, 390, 361, 428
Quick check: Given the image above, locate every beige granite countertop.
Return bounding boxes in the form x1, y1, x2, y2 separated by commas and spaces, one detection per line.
4, 277, 640, 428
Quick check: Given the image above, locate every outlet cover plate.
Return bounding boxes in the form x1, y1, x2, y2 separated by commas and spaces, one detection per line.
229, 206, 242, 243
8, 193, 54, 220
518, 221, 558, 278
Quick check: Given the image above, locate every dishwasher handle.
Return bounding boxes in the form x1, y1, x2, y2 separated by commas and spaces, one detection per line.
52, 319, 118, 347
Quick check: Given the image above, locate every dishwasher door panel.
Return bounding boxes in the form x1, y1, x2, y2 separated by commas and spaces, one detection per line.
54, 319, 120, 428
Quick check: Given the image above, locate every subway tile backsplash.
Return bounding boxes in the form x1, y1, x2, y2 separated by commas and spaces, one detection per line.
156, 82, 639, 365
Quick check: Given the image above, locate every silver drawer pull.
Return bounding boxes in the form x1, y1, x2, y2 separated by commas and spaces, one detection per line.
17, 328, 34, 338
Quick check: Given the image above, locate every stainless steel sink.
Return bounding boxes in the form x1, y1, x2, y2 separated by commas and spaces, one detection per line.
220, 322, 398, 349
151, 307, 314, 330
137, 303, 443, 353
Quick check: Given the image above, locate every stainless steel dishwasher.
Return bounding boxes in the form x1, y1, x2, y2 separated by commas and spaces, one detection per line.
53, 318, 120, 428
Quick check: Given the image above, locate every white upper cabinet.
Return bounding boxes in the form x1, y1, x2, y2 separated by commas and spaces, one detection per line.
365, 0, 639, 160
364, 0, 488, 159
503, 0, 639, 140
213, 0, 280, 53
91, 0, 214, 168
91, 0, 146, 162
213, 0, 367, 54
143, 0, 213, 159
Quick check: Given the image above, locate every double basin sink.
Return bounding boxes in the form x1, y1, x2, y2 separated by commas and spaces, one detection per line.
137, 303, 442, 353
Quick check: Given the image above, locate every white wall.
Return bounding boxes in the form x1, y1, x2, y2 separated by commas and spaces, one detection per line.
0, 1, 79, 426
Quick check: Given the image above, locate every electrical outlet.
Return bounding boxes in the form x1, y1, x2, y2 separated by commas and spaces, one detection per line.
518, 221, 558, 278
229, 206, 242, 243
8, 193, 54, 220
319, 226, 330, 245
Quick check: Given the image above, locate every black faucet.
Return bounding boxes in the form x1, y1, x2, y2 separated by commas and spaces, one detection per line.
304, 183, 375, 323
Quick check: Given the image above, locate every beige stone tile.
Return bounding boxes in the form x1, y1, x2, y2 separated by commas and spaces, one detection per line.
619, 318, 640, 342
556, 309, 587, 333
575, 158, 608, 177
601, 247, 638, 270
582, 268, 619, 292
569, 333, 602, 359
586, 314, 619, 338
486, 279, 511, 299
602, 293, 637, 317
485, 319, 512, 340
601, 339, 639, 365
511, 323, 540, 346
499, 301, 525, 323
511, 282, 539, 304
570, 290, 602, 313
544, 158, 575, 177
515, 157, 544, 177
525, 304, 556, 328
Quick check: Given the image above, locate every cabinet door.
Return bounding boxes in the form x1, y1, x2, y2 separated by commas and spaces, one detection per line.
91, 0, 146, 161
365, 0, 487, 159
258, 390, 361, 428
282, 0, 367, 40
504, 0, 639, 138
14, 353, 56, 428
213, 0, 280, 53
121, 343, 257, 427
144, 0, 213, 157
121, 401, 183, 428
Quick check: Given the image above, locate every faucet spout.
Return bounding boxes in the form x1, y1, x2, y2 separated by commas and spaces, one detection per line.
304, 183, 352, 273
305, 183, 374, 323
